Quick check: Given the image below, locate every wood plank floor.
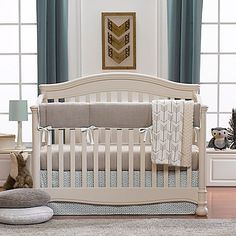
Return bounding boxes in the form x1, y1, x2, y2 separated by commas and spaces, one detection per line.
1, 187, 236, 218
207, 187, 236, 218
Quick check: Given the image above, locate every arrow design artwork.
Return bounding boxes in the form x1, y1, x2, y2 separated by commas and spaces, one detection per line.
107, 18, 130, 37
108, 45, 130, 64
102, 13, 136, 69
106, 17, 131, 64
108, 32, 130, 51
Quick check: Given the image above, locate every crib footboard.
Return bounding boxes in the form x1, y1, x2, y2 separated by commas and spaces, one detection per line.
31, 107, 207, 215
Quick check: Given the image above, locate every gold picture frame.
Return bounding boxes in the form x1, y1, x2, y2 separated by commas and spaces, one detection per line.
102, 12, 136, 70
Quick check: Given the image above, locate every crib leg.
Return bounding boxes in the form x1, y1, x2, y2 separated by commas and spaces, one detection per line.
196, 106, 208, 216
196, 188, 208, 216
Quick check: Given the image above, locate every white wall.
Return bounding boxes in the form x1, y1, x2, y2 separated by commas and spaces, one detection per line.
81, 0, 157, 76
68, 0, 168, 79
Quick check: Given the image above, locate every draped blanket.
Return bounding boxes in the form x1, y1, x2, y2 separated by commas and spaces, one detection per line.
151, 100, 194, 167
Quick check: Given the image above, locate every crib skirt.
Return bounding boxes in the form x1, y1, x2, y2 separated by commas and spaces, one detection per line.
41, 170, 198, 215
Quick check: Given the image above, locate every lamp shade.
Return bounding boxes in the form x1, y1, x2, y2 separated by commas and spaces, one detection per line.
9, 100, 28, 121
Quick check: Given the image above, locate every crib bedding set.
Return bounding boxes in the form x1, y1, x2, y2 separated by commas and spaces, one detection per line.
31, 73, 208, 216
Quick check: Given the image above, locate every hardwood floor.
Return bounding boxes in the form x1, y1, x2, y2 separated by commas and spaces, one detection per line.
1, 187, 236, 218
207, 187, 236, 218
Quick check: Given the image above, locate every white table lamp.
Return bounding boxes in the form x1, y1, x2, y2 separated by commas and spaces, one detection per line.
9, 100, 28, 150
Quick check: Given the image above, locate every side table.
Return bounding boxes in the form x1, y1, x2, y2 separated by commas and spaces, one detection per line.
206, 148, 236, 186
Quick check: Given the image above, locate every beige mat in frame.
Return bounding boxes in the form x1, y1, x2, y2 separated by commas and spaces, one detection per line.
102, 12, 136, 70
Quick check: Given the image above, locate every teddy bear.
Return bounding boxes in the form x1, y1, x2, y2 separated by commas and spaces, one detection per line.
208, 127, 229, 150
3, 151, 33, 190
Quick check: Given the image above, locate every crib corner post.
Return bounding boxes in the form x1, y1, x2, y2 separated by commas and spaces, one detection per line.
196, 105, 208, 216
30, 105, 41, 188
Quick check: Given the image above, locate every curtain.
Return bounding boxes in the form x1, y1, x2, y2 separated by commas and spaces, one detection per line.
37, 0, 68, 85
167, 0, 203, 84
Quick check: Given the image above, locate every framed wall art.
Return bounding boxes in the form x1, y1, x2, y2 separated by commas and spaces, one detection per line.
102, 12, 136, 70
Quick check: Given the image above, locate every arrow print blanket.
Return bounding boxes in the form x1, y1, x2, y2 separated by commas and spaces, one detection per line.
151, 100, 194, 167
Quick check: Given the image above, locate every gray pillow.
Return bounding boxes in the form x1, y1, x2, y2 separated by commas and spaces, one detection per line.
0, 206, 53, 225
0, 189, 50, 208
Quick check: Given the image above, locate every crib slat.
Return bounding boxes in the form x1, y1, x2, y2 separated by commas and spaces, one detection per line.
93, 129, 99, 187
86, 95, 90, 102
117, 92, 122, 102
105, 129, 111, 187
54, 129, 59, 144
187, 167, 192, 187
65, 97, 76, 102
54, 98, 59, 103
133, 129, 140, 144
70, 97, 75, 102
164, 165, 168, 188
128, 129, 134, 187
106, 92, 111, 102
65, 129, 70, 144
152, 163, 157, 188
96, 93, 101, 102
47, 145, 52, 188
75, 129, 81, 143
123, 91, 128, 102
59, 129, 64, 188
117, 129, 122, 187
128, 92, 132, 102
70, 129, 76, 188
138, 93, 143, 102
140, 132, 145, 187
82, 131, 87, 187
148, 95, 154, 102
175, 166, 180, 187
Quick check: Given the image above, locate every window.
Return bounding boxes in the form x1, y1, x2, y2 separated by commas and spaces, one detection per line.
0, 0, 37, 143
201, 0, 236, 141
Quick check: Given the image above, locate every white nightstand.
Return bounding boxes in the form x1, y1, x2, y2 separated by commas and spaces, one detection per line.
206, 148, 236, 186
0, 148, 32, 187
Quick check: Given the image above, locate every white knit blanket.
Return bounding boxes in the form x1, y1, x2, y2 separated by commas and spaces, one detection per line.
151, 100, 194, 167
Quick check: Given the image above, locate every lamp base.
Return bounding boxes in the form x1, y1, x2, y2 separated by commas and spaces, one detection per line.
15, 121, 26, 150
15, 145, 26, 150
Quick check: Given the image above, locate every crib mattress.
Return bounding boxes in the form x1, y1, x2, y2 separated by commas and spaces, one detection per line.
40, 170, 198, 215
40, 144, 199, 171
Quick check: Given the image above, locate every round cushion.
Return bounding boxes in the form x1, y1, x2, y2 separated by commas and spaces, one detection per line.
0, 206, 53, 225
0, 189, 50, 208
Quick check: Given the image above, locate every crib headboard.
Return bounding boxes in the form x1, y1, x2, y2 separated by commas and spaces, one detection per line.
39, 73, 200, 103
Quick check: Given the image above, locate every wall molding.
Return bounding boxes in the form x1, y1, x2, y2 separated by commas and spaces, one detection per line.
156, 0, 168, 79
68, 0, 82, 80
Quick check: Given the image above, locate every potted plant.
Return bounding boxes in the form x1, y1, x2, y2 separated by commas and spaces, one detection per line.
228, 108, 236, 149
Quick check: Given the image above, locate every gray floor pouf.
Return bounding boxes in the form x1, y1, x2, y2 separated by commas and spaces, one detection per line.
0, 189, 53, 225
0, 189, 50, 208
0, 206, 53, 225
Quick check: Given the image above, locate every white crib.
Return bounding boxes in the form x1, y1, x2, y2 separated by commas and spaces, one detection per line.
31, 72, 208, 216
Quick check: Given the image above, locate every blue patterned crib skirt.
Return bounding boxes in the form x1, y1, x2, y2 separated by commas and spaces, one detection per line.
41, 170, 198, 215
